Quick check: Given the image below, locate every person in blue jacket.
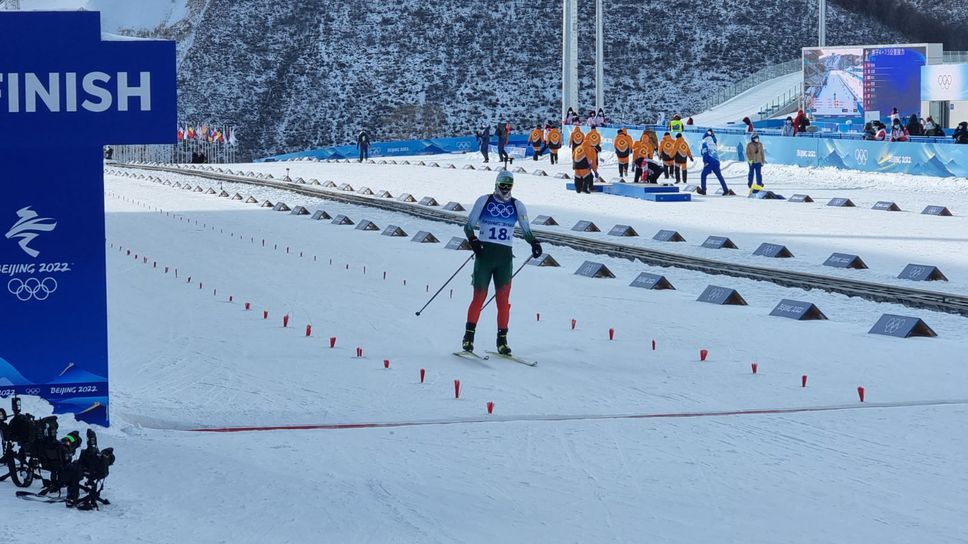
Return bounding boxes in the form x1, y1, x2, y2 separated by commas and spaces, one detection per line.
698, 129, 729, 196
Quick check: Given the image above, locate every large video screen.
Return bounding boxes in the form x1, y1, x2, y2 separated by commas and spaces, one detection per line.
804, 45, 927, 120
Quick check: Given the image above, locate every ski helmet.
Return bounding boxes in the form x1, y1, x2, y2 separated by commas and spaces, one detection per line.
495, 170, 514, 196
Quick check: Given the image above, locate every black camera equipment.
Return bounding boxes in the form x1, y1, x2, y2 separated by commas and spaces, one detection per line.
66, 428, 115, 510
0, 406, 10, 482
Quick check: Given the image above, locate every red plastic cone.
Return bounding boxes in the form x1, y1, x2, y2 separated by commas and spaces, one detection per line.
420, 368, 425, 383
700, 349, 708, 361
751, 362, 758, 374
571, 319, 576, 330
801, 375, 808, 387
609, 328, 615, 341
263, 310, 268, 320
651, 339, 656, 351
454, 379, 461, 399
305, 324, 312, 337
283, 315, 289, 328
245, 302, 251, 311
330, 336, 336, 348
857, 386, 865, 402
486, 401, 494, 414
384, 359, 390, 369
536, 313, 540, 321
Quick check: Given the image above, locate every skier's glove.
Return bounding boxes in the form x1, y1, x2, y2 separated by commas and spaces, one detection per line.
469, 237, 484, 257
530, 240, 543, 259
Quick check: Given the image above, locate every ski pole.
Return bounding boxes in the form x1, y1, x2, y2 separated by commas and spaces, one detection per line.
481, 256, 532, 310
415, 253, 475, 316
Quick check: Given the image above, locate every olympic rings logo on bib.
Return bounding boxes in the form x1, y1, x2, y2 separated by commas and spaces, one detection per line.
486, 202, 514, 218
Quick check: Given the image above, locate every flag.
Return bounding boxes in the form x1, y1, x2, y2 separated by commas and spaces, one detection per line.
228, 126, 237, 146
187, 126, 196, 140
177, 126, 184, 141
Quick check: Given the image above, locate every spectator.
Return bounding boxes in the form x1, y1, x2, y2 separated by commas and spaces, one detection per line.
356, 129, 370, 162
793, 109, 810, 135
923, 116, 944, 137
672, 133, 694, 184
564, 107, 579, 125
954, 122, 968, 144
495, 121, 511, 164
104, 146, 114, 160
781, 117, 795, 137
597, 108, 607, 125
475, 125, 490, 163
873, 121, 887, 141
889, 118, 909, 142
862, 121, 876, 140
746, 134, 765, 189
889, 107, 900, 125
905, 114, 922, 137
528, 124, 544, 161
698, 129, 728, 196
586, 110, 599, 128
546, 124, 562, 164
655, 111, 666, 127
669, 114, 684, 133
742, 116, 754, 133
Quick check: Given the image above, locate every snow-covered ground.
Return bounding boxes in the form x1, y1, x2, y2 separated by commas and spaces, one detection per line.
4, 156, 968, 543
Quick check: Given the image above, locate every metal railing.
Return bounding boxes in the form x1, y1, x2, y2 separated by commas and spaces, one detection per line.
700, 59, 801, 112
756, 83, 803, 121
943, 51, 968, 63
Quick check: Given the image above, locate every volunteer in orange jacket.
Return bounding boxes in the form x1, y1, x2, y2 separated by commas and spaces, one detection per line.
529, 125, 545, 161
572, 139, 593, 194
587, 127, 602, 178
546, 125, 562, 165
672, 133, 694, 184
658, 132, 676, 179
569, 125, 585, 149
613, 128, 634, 181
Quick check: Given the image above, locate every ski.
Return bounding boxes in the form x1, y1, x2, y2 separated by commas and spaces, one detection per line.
485, 351, 537, 367
453, 351, 490, 361
16, 491, 66, 503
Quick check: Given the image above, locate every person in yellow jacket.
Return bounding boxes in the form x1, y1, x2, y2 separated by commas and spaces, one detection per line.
672, 133, 694, 184
669, 114, 684, 133
546, 125, 562, 165
528, 125, 544, 161
586, 127, 602, 178
572, 139, 593, 194
658, 132, 676, 179
569, 125, 585, 149
613, 128, 634, 181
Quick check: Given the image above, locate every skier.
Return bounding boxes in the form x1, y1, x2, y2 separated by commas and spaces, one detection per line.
613, 128, 633, 181
462, 171, 542, 356
529, 125, 544, 160
698, 129, 728, 196
357, 129, 370, 162
475, 125, 491, 163
546, 125, 562, 165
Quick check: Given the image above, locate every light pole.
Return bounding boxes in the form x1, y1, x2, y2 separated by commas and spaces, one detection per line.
595, 0, 604, 111
561, 0, 578, 122
818, 0, 826, 47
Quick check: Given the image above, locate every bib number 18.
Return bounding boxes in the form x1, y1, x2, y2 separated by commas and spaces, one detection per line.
488, 227, 509, 241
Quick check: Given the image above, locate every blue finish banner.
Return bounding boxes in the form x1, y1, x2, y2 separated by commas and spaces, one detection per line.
0, 11, 177, 426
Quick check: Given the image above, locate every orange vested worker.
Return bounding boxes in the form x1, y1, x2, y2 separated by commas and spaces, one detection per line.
613, 128, 634, 181
672, 133, 694, 184
585, 138, 600, 181
586, 127, 602, 175
658, 132, 676, 179
529, 126, 544, 161
546, 126, 562, 165
569, 126, 585, 149
572, 139, 593, 194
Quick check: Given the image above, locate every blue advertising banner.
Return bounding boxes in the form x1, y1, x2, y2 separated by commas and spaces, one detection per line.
259, 134, 533, 162
0, 11, 176, 426
562, 126, 968, 178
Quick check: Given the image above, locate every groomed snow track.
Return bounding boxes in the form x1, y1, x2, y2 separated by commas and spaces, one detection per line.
115, 163, 968, 317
